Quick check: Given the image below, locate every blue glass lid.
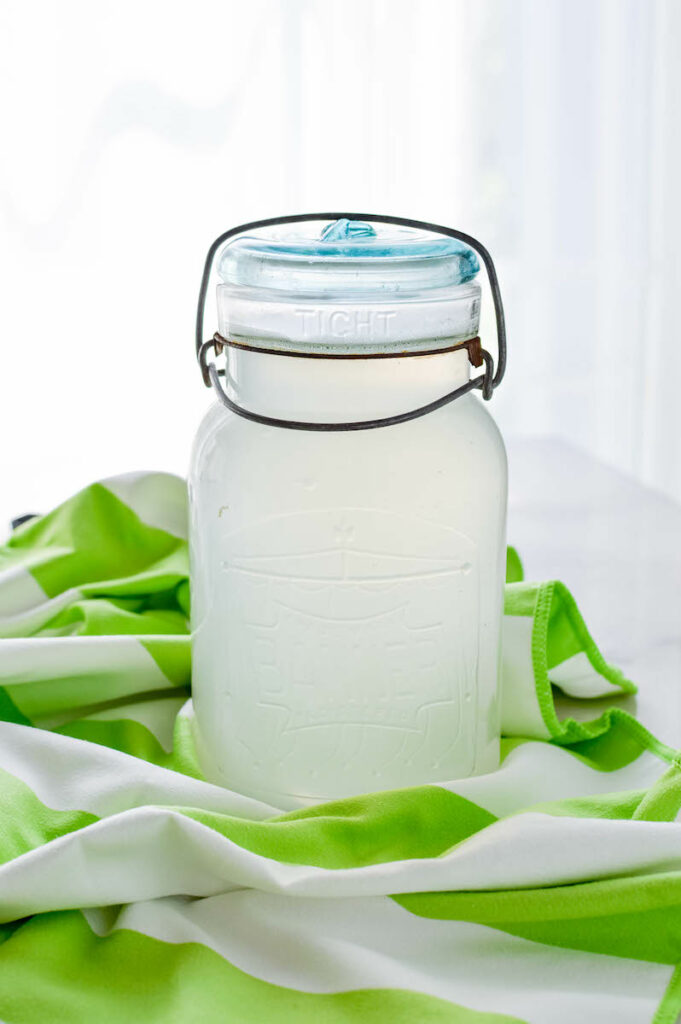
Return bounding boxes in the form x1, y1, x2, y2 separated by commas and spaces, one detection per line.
217, 218, 480, 299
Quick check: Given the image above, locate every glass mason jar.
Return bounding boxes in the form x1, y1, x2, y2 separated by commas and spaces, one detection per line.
190, 215, 507, 808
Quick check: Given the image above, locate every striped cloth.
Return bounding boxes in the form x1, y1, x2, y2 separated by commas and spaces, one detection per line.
0, 471, 679, 1024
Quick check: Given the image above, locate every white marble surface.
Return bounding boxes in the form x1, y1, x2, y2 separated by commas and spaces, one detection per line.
507, 438, 681, 750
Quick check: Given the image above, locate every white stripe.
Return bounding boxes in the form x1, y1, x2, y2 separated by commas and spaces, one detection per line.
0, 721, 277, 819
100, 473, 187, 540
0, 586, 83, 638
548, 651, 624, 698
2, 805, 681, 918
441, 740, 666, 817
85, 892, 669, 1024
0, 636, 178, 720
501, 614, 551, 738
0, 635, 170, 687
0, 715, 665, 835
0, 565, 48, 616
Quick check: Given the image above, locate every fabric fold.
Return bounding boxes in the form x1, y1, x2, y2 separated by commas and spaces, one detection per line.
0, 471, 678, 1024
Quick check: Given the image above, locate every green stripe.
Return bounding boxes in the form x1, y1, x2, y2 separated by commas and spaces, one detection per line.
551, 712, 673, 769
4, 673, 149, 724
0, 766, 96, 863
633, 763, 681, 822
503, 582, 537, 617
43, 597, 188, 638
183, 787, 496, 869
532, 582, 636, 740
546, 707, 676, 760
170, 712, 205, 780
394, 869, 681, 964
4, 484, 187, 601
0, 686, 32, 726
0, 920, 24, 946
467, 903, 681, 967
522, 789, 646, 821
0, 910, 526, 1024
653, 963, 681, 1024
501, 712, 670, 772
55, 718, 172, 767
504, 580, 638, 745
3, 654, 189, 725
505, 547, 523, 584
56, 710, 200, 778
140, 636, 191, 687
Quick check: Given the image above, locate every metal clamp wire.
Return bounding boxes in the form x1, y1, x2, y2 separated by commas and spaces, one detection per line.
206, 358, 486, 433
195, 212, 506, 430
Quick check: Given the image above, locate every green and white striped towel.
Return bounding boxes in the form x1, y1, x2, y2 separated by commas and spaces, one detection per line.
0, 471, 679, 1024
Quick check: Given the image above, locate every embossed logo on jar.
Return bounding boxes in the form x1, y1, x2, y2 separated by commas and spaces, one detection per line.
219, 508, 479, 738
293, 307, 398, 340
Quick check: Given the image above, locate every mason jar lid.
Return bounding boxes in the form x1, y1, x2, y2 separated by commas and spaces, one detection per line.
218, 218, 479, 298
216, 218, 481, 354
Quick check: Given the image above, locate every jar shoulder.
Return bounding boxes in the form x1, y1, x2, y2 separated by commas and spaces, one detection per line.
456, 394, 507, 467
190, 394, 507, 489
189, 402, 233, 477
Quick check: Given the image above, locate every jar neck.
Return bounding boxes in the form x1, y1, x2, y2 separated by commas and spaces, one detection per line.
223, 346, 472, 424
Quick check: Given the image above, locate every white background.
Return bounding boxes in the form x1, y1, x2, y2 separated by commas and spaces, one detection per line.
1, 0, 680, 526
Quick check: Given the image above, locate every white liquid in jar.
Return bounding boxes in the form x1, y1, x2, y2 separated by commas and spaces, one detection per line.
189, 347, 506, 808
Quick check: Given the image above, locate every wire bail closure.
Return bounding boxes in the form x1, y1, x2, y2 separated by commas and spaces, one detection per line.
195, 213, 506, 432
